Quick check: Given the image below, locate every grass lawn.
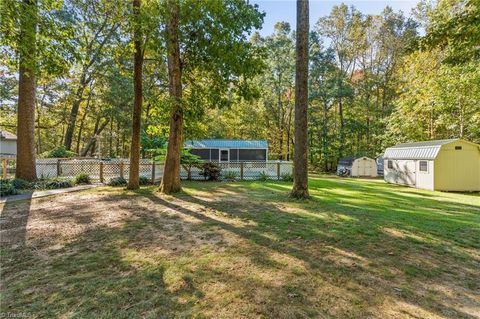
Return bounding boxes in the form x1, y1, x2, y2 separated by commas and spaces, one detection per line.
1, 175, 479, 318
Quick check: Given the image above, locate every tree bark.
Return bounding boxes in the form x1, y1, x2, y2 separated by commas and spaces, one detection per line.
64, 73, 88, 150
290, 0, 309, 199
80, 118, 110, 157
75, 90, 93, 154
16, 0, 37, 181
160, 0, 183, 194
127, 0, 143, 190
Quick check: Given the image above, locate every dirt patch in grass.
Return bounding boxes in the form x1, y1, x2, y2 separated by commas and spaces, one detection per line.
1, 178, 479, 318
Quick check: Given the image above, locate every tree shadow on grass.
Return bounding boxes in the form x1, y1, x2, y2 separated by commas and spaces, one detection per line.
0, 194, 33, 248
1, 215, 203, 318
1, 183, 479, 318
150, 184, 479, 319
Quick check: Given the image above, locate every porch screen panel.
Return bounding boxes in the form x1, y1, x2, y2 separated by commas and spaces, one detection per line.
239, 149, 266, 161
190, 149, 210, 160
210, 149, 219, 161
230, 149, 239, 161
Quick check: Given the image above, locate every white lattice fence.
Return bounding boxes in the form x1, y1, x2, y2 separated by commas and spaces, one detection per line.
181, 161, 293, 181
9, 159, 293, 183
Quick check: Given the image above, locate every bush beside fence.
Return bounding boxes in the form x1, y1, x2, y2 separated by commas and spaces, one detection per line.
1, 158, 293, 182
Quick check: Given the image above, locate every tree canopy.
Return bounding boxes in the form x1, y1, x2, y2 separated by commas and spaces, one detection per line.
0, 0, 477, 174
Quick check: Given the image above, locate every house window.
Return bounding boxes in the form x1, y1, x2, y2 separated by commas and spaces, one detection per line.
455, 146, 462, 150
419, 161, 428, 172
387, 160, 393, 169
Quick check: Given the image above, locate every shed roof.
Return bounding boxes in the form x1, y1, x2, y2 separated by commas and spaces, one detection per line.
185, 139, 268, 149
338, 156, 356, 166
384, 139, 459, 160
0, 130, 17, 140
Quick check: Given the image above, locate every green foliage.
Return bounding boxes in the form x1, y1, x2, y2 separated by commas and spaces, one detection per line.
257, 171, 269, 181
11, 178, 31, 189
181, 149, 204, 181
199, 162, 221, 181
45, 179, 73, 189
139, 176, 151, 185
422, 0, 480, 64
0, 179, 18, 196
281, 172, 293, 182
75, 173, 91, 185
222, 170, 237, 181
108, 176, 127, 186
141, 133, 166, 157
387, 50, 480, 144
41, 146, 76, 158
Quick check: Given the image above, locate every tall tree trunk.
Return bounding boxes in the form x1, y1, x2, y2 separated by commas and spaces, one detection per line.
64, 73, 88, 150
290, 0, 309, 199
160, 0, 183, 194
75, 90, 92, 154
16, 0, 37, 181
286, 101, 293, 161
80, 118, 110, 157
127, 0, 143, 189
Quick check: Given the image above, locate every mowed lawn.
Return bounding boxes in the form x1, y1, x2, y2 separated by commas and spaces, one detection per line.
1, 176, 479, 319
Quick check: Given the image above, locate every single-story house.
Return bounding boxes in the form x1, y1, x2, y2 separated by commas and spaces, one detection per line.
337, 156, 378, 177
185, 139, 268, 162
383, 139, 480, 191
0, 130, 17, 157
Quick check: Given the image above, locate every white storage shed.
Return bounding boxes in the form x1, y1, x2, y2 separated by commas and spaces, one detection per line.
337, 156, 378, 177
383, 139, 480, 191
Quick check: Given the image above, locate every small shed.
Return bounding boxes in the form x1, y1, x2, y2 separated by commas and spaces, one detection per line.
337, 156, 378, 177
185, 139, 268, 162
0, 130, 17, 157
383, 139, 480, 191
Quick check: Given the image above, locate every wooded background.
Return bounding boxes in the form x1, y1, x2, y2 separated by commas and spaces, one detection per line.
1, 0, 479, 172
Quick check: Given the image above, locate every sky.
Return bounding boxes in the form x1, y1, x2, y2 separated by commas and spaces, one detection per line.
251, 0, 420, 36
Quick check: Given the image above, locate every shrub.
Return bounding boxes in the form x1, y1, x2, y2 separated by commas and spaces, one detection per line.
75, 173, 91, 185
281, 172, 294, 182
0, 180, 17, 196
181, 150, 204, 180
222, 170, 237, 181
258, 171, 269, 181
139, 176, 151, 185
45, 179, 73, 189
108, 176, 127, 186
11, 178, 31, 189
199, 162, 221, 181
41, 146, 76, 158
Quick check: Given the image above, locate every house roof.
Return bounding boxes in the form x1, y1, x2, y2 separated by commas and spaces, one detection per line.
0, 130, 17, 140
185, 139, 268, 149
384, 139, 460, 160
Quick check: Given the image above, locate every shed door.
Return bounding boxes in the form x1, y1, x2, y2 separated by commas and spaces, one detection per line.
357, 158, 369, 176
397, 160, 416, 185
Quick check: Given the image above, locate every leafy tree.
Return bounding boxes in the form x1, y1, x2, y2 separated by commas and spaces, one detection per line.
180, 150, 203, 181
422, 0, 480, 64
160, 0, 264, 194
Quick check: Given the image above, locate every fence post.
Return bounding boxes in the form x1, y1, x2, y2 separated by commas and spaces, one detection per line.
277, 161, 281, 180
240, 161, 244, 181
120, 161, 124, 178
56, 159, 61, 177
99, 162, 104, 183
151, 160, 155, 184
2, 159, 7, 179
